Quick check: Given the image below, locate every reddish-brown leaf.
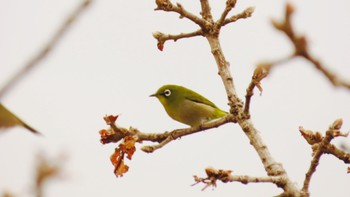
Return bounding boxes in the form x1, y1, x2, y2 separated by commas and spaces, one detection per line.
347, 166, 350, 174
124, 136, 136, 160
157, 42, 164, 51
104, 115, 119, 124
114, 160, 129, 177
99, 128, 116, 144
110, 148, 122, 167
109, 136, 137, 177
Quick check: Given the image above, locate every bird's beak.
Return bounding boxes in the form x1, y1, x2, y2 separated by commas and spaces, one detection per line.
149, 93, 158, 97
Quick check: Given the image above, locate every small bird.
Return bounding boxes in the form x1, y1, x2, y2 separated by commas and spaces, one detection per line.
0, 103, 40, 134
150, 84, 228, 127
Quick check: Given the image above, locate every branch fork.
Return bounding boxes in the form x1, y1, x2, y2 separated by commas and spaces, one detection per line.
300, 118, 350, 195
152, 0, 254, 50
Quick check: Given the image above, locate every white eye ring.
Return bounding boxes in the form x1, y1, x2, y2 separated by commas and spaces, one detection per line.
163, 89, 171, 97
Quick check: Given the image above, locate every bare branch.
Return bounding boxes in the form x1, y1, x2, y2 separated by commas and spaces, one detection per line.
217, 0, 237, 27
153, 30, 203, 42
193, 167, 283, 191
244, 54, 294, 115
0, 0, 92, 99
199, 0, 214, 22
100, 114, 236, 153
243, 65, 268, 116
152, 1, 301, 195
223, 6, 255, 26
301, 119, 349, 195
272, 3, 350, 90
152, 30, 203, 50
303, 53, 350, 89
155, 1, 209, 28
324, 143, 350, 164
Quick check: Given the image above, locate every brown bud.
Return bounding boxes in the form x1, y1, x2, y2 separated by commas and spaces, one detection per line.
332, 118, 343, 130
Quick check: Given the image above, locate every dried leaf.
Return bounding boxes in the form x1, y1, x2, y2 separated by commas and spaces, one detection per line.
114, 160, 129, 177
110, 136, 137, 177
103, 115, 119, 125
99, 128, 116, 144
110, 149, 122, 166
124, 136, 136, 160
347, 166, 350, 174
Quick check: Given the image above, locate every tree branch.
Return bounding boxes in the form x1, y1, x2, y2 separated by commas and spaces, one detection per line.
193, 167, 283, 191
223, 6, 255, 26
301, 119, 349, 195
199, 0, 214, 23
152, 29, 203, 50
216, 0, 237, 27
100, 114, 236, 153
272, 3, 350, 90
243, 65, 268, 116
155, 0, 209, 29
150, 1, 302, 195
0, 0, 92, 99
244, 54, 294, 116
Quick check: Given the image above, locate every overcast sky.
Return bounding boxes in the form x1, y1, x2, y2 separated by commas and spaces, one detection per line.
0, 0, 349, 197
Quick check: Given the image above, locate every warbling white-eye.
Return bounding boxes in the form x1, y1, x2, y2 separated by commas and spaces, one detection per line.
150, 84, 227, 127
0, 103, 40, 134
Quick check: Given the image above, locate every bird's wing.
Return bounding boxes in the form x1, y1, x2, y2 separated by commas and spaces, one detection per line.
0, 104, 21, 128
184, 89, 219, 109
0, 103, 40, 134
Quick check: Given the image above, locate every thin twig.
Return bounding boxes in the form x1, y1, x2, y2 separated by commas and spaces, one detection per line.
155, 1, 209, 29
0, 0, 92, 99
153, 30, 203, 42
223, 6, 255, 26
244, 54, 294, 115
217, 0, 237, 27
199, 0, 214, 23
193, 167, 284, 190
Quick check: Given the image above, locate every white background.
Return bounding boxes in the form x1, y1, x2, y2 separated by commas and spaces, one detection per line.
0, 0, 349, 196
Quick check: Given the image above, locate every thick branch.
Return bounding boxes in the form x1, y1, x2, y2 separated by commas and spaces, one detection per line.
206, 37, 241, 112
0, 0, 91, 99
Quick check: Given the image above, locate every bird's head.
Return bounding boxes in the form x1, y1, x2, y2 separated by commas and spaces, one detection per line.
150, 84, 183, 106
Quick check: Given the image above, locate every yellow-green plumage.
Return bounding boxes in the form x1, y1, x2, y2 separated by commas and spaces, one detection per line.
0, 103, 40, 134
150, 84, 227, 127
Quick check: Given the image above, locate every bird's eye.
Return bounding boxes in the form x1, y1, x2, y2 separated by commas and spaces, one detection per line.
163, 89, 171, 97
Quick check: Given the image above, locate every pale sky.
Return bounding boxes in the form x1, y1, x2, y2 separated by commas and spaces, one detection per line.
0, 0, 349, 197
